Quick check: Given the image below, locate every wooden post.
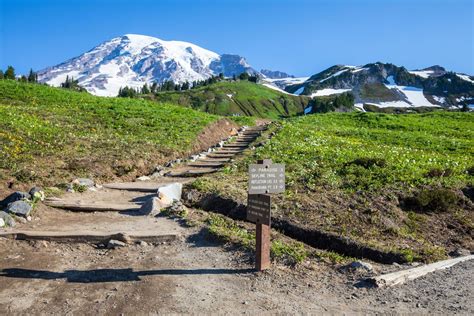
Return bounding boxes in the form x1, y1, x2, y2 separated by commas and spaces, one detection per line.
256, 159, 271, 271
256, 222, 271, 271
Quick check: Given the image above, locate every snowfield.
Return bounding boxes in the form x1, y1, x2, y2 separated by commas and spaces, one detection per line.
456, 74, 474, 83
310, 88, 351, 97
385, 76, 438, 107
408, 70, 434, 78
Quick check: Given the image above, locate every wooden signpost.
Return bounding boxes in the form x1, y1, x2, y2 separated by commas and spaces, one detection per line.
247, 159, 285, 271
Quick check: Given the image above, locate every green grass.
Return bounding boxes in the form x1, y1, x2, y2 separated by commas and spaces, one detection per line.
0, 80, 220, 185
193, 112, 474, 262
253, 112, 473, 191
152, 81, 310, 119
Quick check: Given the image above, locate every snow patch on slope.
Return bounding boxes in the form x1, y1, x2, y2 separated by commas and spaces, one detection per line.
408, 70, 434, 78
310, 88, 351, 97
385, 79, 438, 107
456, 74, 474, 83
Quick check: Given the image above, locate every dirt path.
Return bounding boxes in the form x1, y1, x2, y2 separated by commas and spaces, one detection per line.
1, 123, 472, 314
1, 225, 472, 314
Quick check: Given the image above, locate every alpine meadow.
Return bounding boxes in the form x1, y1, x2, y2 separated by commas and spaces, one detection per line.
0, 0, 473, 314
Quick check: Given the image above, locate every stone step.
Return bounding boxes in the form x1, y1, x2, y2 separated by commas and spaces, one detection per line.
44, 200, 140, 212
103, 180, 191, 192
166, 168, 219, 177
197, 157, 232, 163
187, 162, 225, 168
0, 230, 179, 244
206, 153, 237, 158
214, 151, 243, 156
223, 144, 249, 148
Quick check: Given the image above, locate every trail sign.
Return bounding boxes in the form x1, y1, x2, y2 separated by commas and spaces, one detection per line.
247, 194, 271, 225
247, 159, 285, 271
248, 160, 285, 194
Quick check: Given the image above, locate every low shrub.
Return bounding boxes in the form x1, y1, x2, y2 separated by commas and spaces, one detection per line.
403, 187, 459, 213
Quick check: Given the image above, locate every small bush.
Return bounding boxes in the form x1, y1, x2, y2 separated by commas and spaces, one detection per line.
425, 167, 453, 178
404, 188, 459, 213
467, 165, 474, 176
348, 157, 386, 169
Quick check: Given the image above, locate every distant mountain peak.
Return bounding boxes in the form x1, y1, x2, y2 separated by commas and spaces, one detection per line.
260, 69, 294, 79
38, 34, 256, 96
287, 62, 474, 109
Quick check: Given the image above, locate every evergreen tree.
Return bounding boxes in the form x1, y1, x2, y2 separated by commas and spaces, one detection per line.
27, 69, 37, 82
4, 66, 15, 80
141, 83, 150, 94
19, 75, 27, 82
151, 82, 158, 93
0, 70, 4, 79
238, 72, 249, 80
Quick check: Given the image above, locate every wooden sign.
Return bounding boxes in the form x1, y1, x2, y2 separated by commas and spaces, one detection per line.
247, 194, 271, 225
248, 160, 285, 194
247, 159, 285, 271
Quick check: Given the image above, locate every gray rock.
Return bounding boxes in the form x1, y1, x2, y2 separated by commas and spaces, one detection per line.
73, 178, 95, 188
136, 176, 151, 181
0, 191, 31, 208
107, 239, 127, 249
450, 248, 471, 257
6, 200, 33, 218
0, 218, 4, 227
29, 187, 45, 201
346, 261, 374, 272
139, 197, 163, 216
0, 211, 16, 227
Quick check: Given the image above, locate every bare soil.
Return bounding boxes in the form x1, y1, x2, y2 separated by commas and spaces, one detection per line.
1, 218, 473, 315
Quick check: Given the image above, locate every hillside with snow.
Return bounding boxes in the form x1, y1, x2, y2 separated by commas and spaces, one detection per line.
286, 63, 474, 109
38, 34, 257, 96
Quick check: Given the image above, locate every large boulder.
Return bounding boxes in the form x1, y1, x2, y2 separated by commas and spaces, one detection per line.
0, 211, 16, 227
139, 197, 164, 216
157, 183, 183, 206
6, 200, 33, 218
0, 191, 31, 208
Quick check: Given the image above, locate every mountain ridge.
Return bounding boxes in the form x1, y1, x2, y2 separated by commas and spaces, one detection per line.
38, 34, 257, 96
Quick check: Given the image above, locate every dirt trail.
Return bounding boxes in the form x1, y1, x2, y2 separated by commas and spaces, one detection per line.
1, 226, 472, 314
1, 123, 473, 314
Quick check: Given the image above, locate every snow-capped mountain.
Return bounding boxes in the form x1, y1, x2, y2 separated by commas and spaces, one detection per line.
287, 63, 474, 109
38, 34, 256, 96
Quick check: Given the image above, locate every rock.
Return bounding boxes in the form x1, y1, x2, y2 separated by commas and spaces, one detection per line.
0, 191, 31, 208
6, 200, 33, 218
136, 176, 151, 181
17, 217, 27, 224
449, 248, 471, 257
29, 187, 45, 200
72, 178, 95, 188
157, 183, 183, 206
138, 240, 148, 246
345, 261, 374, 272
0, 218, 4, 227
0, 211, 16, 227
139, 197, 164, 216
107, 239, 127, 249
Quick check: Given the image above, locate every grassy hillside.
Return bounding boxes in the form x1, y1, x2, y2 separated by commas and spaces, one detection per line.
192, 112, 474, 262
151, 81, 310, 119
0, 80, 229, 188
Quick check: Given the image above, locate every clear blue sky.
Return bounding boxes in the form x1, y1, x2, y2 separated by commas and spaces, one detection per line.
0, 0, 473, 76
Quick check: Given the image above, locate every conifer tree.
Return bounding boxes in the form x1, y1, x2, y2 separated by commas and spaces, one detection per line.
27, 69, 37, 82
4, 66, 15, 80
0, 70, 3, 79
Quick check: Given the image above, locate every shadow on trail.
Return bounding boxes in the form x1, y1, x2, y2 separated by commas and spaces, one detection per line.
0, 267, 255, 283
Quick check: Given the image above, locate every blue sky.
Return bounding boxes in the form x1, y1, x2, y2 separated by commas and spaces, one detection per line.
0, 0, 473, 76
